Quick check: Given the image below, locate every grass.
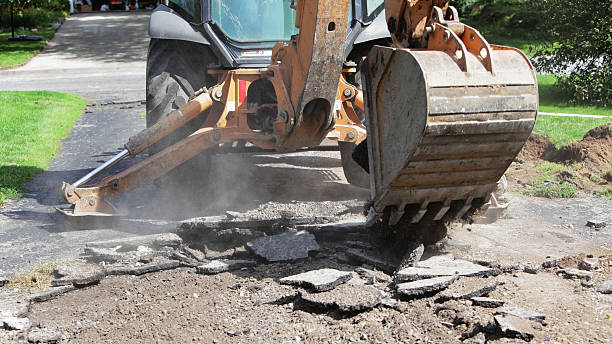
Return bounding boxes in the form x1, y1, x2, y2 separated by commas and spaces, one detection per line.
0, 28, 56, 69
521, 162, 579, 199
0, 91, 87, 205
600, 188, 612, 201
530, 162, 576, 186
3, 261, 64, 290
538, 75, 612, 116
522, 182, 578, 199
534, 75, 612, 146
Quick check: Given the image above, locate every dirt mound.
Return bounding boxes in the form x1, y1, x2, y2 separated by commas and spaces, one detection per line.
518, 133, 555, 162
547, 124, 612, 173
518, 124, 612, 174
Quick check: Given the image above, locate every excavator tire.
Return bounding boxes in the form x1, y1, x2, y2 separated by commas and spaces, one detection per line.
146, 38, 217, 189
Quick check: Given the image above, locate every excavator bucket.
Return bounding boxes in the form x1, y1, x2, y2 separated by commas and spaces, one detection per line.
364, 45, 538, 226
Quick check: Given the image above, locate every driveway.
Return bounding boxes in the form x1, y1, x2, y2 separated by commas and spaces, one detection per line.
0, 12, 368, 279
0, 12, 149, 102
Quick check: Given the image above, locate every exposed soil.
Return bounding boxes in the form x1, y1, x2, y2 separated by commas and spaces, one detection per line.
509, 124, 612, 195
16, 241, 612, 344
517, 133, 555, 163
548, 124, 612, 175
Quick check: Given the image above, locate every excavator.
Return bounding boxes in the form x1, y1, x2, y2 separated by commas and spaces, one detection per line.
58, 0, 538, 240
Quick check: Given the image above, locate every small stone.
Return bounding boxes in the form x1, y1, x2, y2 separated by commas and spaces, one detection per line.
541, 258, 557, 269
557, 268, 592, 281
246, 231, 319, 262
27, 328, 62, 343
281, 269, 353, 292
523, 264, 542, 274
581, 281, 594, 288
494, 315, 535, 341
597, 280, 612, 294
471, 297, 505, 308
586, 220, 606, 229
2, 316, 31, 331
52, 261, 105, 287
578, 258, 598, 271
463, 332, 486, 344
497, 306, 546, 323
396, 276, 459, 297
196, 260, 256, 275
395, 254, 498, 282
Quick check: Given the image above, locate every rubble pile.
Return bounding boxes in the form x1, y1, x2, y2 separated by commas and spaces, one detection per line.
1, 214, 611, 343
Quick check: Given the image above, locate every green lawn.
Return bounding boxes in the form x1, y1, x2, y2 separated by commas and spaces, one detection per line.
0, 91, 86, 205
0, 29, 56, 69
534, 75, 612, 146
538, 75, 612, 116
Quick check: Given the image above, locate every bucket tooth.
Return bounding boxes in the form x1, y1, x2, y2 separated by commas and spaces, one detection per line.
363, 44, 537, 229
433, 200, 452, 221
388, 201, 409, 226
410, 202, 430, 224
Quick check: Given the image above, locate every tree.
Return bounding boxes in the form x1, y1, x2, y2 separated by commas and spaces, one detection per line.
533, 0, 612, 106
2, 0, 34, 37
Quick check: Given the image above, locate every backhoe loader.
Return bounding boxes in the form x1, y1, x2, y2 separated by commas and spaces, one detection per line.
59, 0, 538, 240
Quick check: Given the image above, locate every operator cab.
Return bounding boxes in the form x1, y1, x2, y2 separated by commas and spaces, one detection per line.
164, 0, 385, 68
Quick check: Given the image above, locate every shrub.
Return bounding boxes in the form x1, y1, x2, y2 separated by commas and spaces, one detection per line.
0, 7, 65, 29
453, 0, 540, 29
532, 0, 612, 106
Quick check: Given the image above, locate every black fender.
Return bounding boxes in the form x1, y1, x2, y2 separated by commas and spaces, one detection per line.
148, 4, 209, 45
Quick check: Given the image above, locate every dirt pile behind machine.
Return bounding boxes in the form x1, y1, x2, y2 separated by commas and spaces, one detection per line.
58, 0, 538, 239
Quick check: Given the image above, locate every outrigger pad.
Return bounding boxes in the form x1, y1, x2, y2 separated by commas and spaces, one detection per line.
56, 207, 120, 230
364, 45, 538, 226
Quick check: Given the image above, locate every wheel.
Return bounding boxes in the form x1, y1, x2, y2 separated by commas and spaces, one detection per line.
146, 38, 218, 189
339, 141, 370, 188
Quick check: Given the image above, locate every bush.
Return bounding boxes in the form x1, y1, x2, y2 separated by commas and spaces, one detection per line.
532, 0, 612, 106
453, 0, 540, 29
34, 0, 69, 12
0, 0, 67, 30
0, 7, 65, 29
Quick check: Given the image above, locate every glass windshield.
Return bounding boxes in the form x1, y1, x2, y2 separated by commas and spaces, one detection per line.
211, 0, 299, 44
366, 0, 384, 17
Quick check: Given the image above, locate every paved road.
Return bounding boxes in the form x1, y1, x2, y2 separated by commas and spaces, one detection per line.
0, 12, 149, 102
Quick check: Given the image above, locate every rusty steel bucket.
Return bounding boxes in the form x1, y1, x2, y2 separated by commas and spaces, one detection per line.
363, 45, 538, 227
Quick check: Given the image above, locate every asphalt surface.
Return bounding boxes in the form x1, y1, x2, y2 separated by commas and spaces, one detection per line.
0, 12, 368, 278
0, 12, 149, 102
0, 12, 150, 277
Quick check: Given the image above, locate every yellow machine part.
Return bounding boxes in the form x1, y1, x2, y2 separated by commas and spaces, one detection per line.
364, 45, 538, 226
